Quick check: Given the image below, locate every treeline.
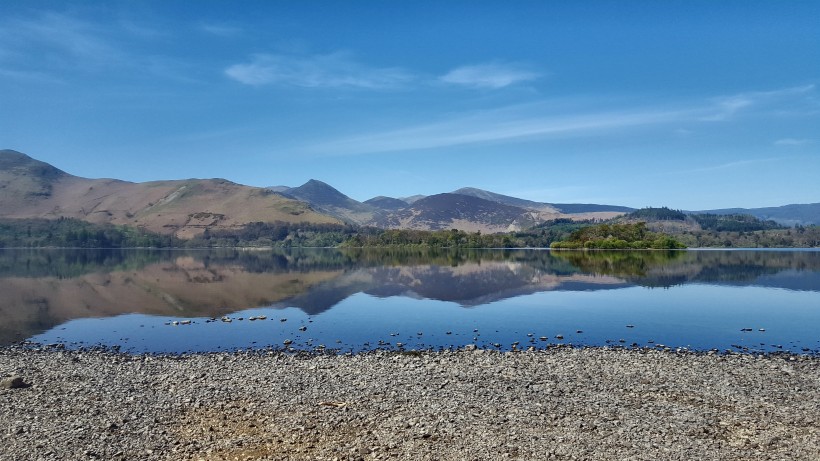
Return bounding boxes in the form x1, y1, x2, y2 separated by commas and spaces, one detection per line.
341, 219, 591, 248
2, 217, 817, 250
627, 207, 786, 232
691, 214, 784, 232
188, 221, 359, 248
675, 226, 820, 248
344, 228, 516, 248
0, 218, 179, 248
550, 222, 686, 249
627, 207, 687, 221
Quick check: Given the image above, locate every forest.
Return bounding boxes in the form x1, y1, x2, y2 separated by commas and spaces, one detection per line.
0, 218, 179, 248
549, 222, 686, 249
0, 215, 817, 249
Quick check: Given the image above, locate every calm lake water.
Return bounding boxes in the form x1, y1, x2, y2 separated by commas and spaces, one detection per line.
1, 248, 819, 354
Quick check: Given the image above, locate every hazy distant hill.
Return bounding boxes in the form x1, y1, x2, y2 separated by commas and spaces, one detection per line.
400, 194, 426, 204
370, 193, 542, 232
452, 187, 559, 212
551, 203, 635, 214
0, 150, 339, 238
695, 204, 820, 226
364, 196, 408, 211
452, 187, 634, 215
278, 179, 381, 224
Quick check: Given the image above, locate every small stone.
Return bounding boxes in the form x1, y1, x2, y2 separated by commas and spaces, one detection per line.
1, 376, 29, 389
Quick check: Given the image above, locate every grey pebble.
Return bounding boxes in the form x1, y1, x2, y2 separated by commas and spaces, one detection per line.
0, 348, 817, 461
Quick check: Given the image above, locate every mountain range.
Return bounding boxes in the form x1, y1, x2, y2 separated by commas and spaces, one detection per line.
273, 179, 635, 232
1, 149, 818, 238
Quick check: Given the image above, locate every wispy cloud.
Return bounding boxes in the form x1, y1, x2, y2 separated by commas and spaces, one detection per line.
0, 11, 182, 83
300, 84, 819, 156
0, 11, 208, 84
774, 138, 813, 146
674, 128, 694, 136
2, 12, 120, 67
199, 23, 242, 37
701, 84, 816, 121
0, 68, 66, 84
440, 62, 542, 89
679, 158, 781, 175
304, 105, 693, 156
225, 52, 414, 89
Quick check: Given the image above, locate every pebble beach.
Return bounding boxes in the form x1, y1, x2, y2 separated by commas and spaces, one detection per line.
1, 347, 819, 460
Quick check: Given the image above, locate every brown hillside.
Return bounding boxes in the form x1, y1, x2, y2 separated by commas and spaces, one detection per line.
0, 150, 340, 238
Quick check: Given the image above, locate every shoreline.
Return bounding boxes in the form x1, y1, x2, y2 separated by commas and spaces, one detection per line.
2, 348, 818, 460
11, 341, 820, 356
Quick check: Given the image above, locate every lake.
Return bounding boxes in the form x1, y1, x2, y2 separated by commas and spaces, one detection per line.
1, 248, 818, 354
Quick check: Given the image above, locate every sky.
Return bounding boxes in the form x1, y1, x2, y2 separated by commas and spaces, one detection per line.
1, 0, 818, 210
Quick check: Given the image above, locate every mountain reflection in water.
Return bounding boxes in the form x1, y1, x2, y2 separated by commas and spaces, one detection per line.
1, 248, 819, 350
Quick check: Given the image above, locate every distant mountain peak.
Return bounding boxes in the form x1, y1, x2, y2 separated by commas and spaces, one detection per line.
303, 178, 332, 187
0, 149, 68, 179
282, 178, 376, 223
453, 186, 490, 195
286, 179, 351, 203
0, 149, 29, 159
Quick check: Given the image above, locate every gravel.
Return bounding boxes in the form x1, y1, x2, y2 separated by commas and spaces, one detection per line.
1, 347, 818, 460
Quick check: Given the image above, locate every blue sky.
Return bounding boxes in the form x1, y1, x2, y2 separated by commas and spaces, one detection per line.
1, 1, 818, 209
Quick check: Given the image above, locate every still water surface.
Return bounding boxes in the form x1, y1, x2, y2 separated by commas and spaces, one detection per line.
1, 248, 818, 354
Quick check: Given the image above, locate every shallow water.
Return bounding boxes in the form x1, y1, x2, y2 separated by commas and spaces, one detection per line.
2, 247, 818, 354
